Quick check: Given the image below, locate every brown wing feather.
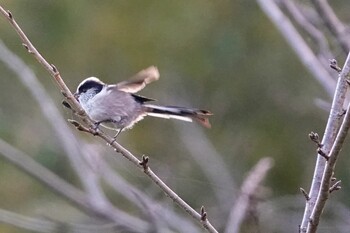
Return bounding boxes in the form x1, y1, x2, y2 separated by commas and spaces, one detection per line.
116, 66, 160, 93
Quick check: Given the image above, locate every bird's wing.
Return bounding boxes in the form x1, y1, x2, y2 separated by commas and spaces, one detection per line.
131, 94, 156, 103
115, 66, 160, 93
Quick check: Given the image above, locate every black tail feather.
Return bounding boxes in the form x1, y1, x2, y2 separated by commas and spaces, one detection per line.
144, 104, 212, 128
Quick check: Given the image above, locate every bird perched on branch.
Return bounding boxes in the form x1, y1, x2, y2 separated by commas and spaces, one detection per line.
74, 66, 212, 137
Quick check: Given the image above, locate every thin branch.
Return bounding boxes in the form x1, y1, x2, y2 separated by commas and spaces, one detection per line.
99, 159, 202, 233
300, 188, 310, 201
316, 148, 329, 161
200, 206, 208, 221
0, 31, 115, 221
0, 138, 87, 210
330, 59, 342, 73
0, 208, 58, 233
0, 207, 128, 233
0, 8, 93, 151
256, 0, 336, 97
176, 124, 237, 216
0, 5, 218, 233
280, 0, 333, 60
309, 132, 322, 148
0, 138, 148, 232
101, 133, 218, 233
224, 157, 274, 233
329, 180, 341, 193
255, 1, 349, 232
307, 52, 350, 233
0, 39, 150, 232
0, 40, 98, 196
311, 0, 350, 53
299, 53, 349, 232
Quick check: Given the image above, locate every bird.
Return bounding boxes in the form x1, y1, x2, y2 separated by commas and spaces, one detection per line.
74, 66, 212, 137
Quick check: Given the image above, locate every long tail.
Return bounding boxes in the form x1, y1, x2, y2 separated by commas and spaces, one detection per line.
143, 104, 213, 128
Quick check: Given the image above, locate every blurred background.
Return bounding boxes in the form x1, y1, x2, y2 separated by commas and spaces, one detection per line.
0, 1, 349, 233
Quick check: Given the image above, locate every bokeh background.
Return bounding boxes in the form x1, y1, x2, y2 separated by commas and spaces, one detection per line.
0, 1, 349, 233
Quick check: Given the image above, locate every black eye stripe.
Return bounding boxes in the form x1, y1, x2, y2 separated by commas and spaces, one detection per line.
78, 81, 103, 93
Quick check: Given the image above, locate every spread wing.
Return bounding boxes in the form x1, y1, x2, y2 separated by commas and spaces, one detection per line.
116, 66, 160, 93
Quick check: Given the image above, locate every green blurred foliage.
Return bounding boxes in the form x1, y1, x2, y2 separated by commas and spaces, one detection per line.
0, 1, 350, 232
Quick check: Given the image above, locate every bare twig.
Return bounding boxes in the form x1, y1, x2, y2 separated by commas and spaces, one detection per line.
0, 39, 151, 232
311, 0, 350, 53
99, 159, 202, 233
299, 52, 349, 232
0, 208, 61, 233
0, 138, 148, 232
139, 155, 149, 170
330, 59, 342, 73
256, 0, 336, 97
0, 208, 121, 233
280, 0, 334, 64
68, 119, 96, 134
309, 132, 322, 147
0, 37, 112, 217
329, 180, 341, 193
102, 136, 218, 232
255, 1, 350, 232
0, 5, 218, 233
0, 40, 89, 183
176, 124, 237, 217
0, 138, 88, 210
225, 157, 274, 233
307, 52, 350, 233
0, 8, 80, 111
300, 188, 310, 201
200, 206, 208, 221
316, 148, 329, 161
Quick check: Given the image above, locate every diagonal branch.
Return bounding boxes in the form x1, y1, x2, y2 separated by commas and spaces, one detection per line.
307, 52, 350, 233
99, 159, 202, 233
0, 138, 88, 210
0, 138, 149, 232
0, 208, 59, 233
299, 53, 350, 233
311, 0, 350, 54
0, 5, 218, 233
256, 1, 350, 232
256, 0, 336, 97
0, 207, 128, 233
97, 132, 218, 232
0, 39, 101, 199
279, 0, 334, 67
0, 39, 149, 232
176, 124, 237, 215
225, 157, 274, 233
